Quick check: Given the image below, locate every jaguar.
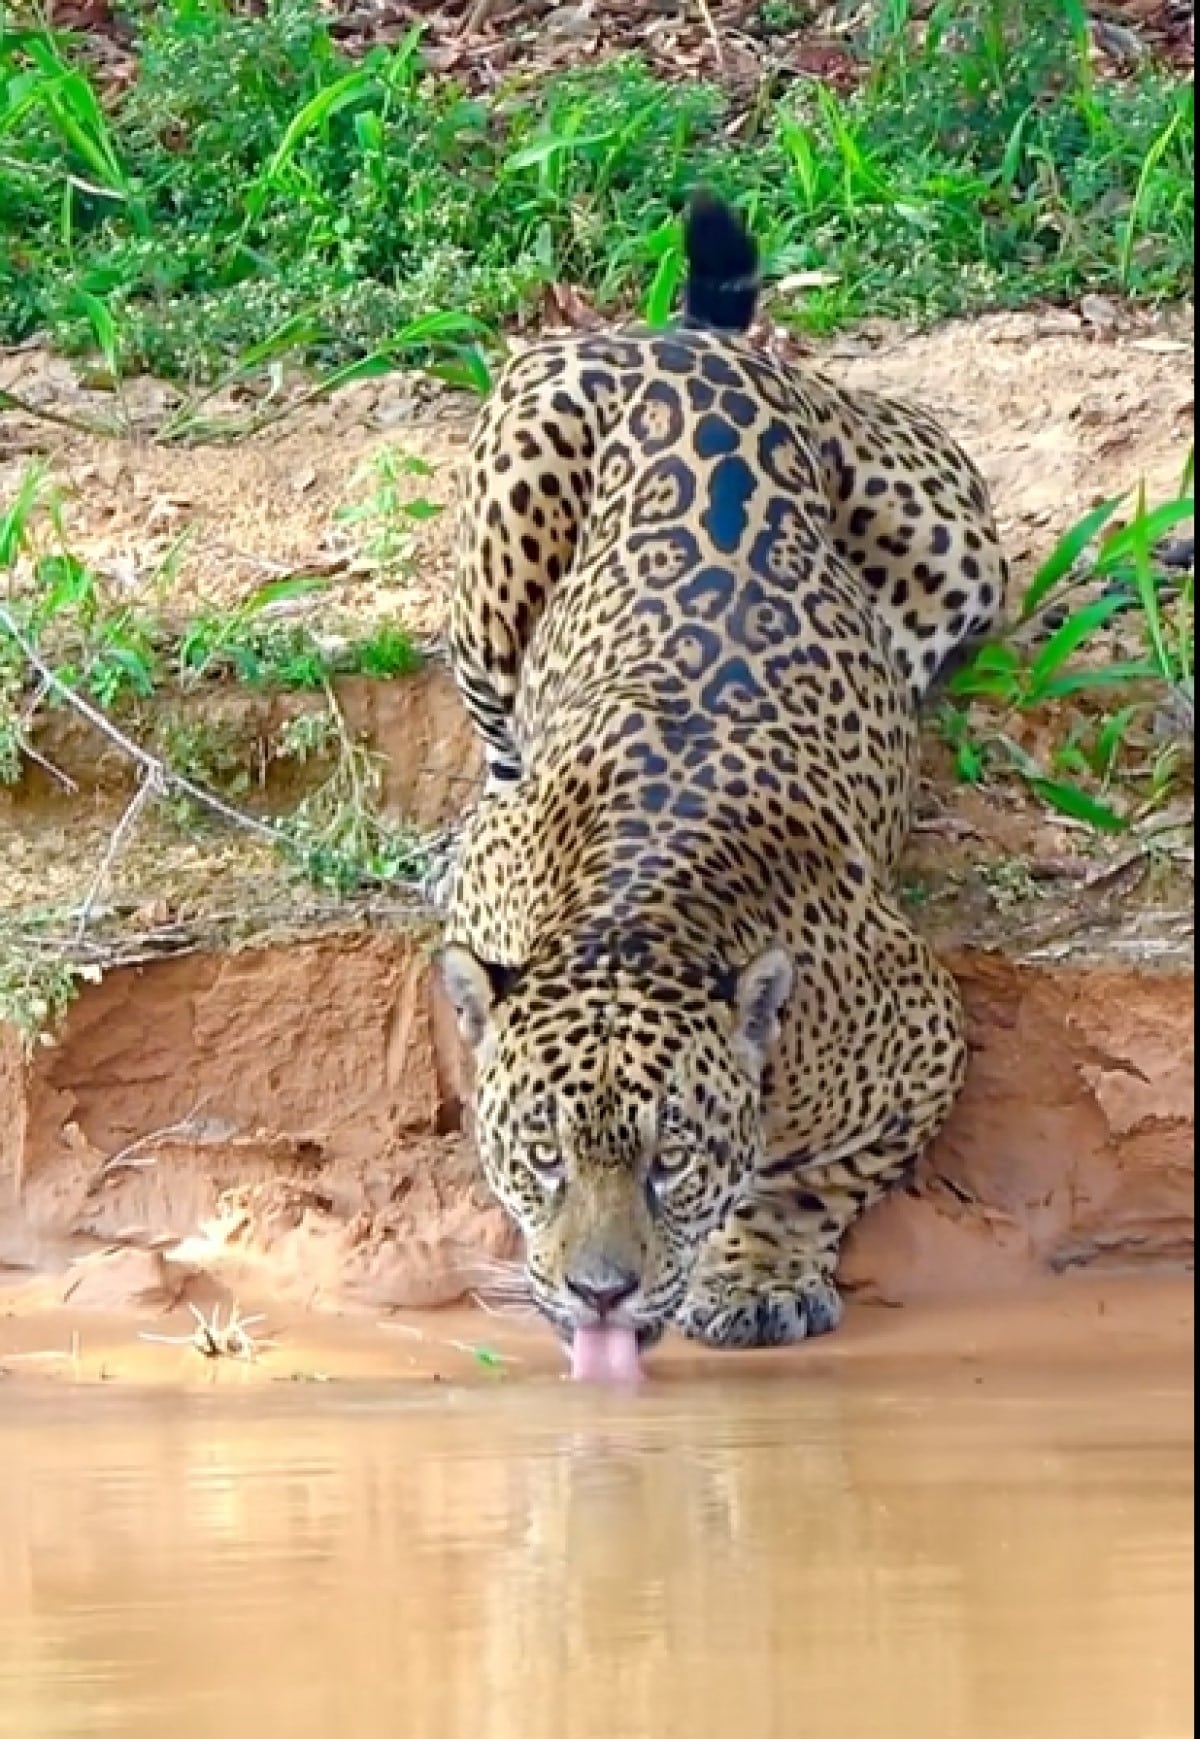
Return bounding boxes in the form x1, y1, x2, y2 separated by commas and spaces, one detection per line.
437, 191, 1006, 1374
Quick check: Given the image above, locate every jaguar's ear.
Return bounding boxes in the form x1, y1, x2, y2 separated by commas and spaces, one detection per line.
438, 945, 520, 1051
729, 946, 793, 1081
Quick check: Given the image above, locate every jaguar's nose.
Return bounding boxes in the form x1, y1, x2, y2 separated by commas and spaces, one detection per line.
565, 1267, 639, 1318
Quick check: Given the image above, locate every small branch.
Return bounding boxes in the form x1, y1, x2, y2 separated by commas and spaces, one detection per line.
0, 388, 117, 438
0, 603, 294, 851
91, 1096, 217, 1191
16, 738, 79, 794
140, 1301, 276, 1362
462, 0, 502, 32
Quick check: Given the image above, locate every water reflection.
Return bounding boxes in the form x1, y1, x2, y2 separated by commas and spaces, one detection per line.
0, 1368, 1192, 1739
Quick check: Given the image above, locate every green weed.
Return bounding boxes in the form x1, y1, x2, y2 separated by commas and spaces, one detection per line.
154, 714, 257, 823
335, 449, 444, 579
0, 937, 92, 1052
276, 694, 426, 891
0, 0, 1192, 381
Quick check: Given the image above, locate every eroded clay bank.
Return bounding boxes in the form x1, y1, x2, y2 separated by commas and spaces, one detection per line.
1, 919, 1192, 1314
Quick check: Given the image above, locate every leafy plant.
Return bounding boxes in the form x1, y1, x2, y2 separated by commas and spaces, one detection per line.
154, 714, 258, 823
0, 940, 93, 1051
276, 692, 426, 890
942, 468, 1196, 829
335, 450, 444, 578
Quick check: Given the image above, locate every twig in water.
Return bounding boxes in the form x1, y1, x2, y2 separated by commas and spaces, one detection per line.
140, 1300, 276, 1361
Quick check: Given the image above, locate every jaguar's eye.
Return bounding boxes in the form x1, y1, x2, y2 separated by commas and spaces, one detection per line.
647, 1144, 694, 1194
523, 1143, 565, 1187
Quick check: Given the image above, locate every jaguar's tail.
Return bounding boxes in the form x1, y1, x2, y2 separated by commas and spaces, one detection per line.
681, 191, 761, 334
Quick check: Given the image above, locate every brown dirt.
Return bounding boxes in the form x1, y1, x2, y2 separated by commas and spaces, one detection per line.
0, 666, 481, 837
1, 927, 516, 1316
0, 357, 471, 643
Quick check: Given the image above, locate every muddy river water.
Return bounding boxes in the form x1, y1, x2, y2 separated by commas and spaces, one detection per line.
0, 1304, 1193, 1739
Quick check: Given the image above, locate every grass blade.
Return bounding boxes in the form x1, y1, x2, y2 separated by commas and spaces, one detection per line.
644, 245, 685, 329
0, 464, 51, 568
1027, 592, 1134, 700
1095, 497, 1196, 574
1020, 495, 1127, 620
1026, 778, 1129, 832
1032, 660, 1159, 701
1119, 90, 1190, 290
242, 67, 380, 230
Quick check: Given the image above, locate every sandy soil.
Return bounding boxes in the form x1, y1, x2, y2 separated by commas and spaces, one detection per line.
2, 307, 1193, 639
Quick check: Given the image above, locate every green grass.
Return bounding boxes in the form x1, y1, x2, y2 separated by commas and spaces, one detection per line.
1, 0, 1193, 382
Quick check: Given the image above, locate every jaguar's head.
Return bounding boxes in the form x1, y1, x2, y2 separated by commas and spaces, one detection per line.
440, 941, 791, 1364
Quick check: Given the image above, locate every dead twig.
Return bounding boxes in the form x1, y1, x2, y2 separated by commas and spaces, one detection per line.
0, 1332, 82, 1370
0, 387, 118, 438
140, 1300, 276, 1361
695, 0, 725, 69
74, 770, 164, 942
378, 1316, 523, 1368
462, 0, 506, 31
2, 888, 426, 980
16, 737, 79, 793
90, 1095, 217, 1191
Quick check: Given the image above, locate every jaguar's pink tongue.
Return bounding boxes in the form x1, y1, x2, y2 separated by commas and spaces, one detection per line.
569, 1323, 643, 1384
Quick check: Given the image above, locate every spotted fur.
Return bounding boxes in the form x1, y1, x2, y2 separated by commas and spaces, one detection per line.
439, 195, 1004, 1351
